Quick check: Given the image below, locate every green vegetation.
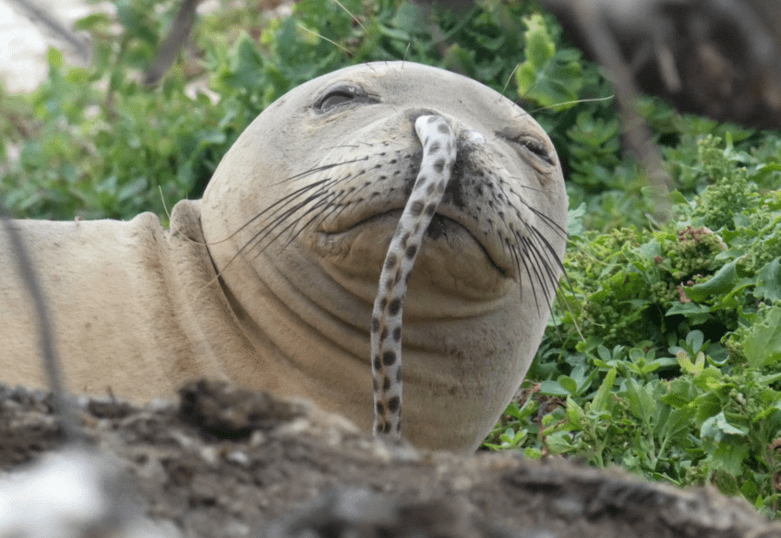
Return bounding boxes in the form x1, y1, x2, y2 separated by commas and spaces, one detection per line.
487, 132, 781, 515
1, 0, 780, 517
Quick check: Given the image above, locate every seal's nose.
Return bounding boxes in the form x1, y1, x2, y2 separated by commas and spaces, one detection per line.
465, 129, 486, 144
408, 109, 486, 147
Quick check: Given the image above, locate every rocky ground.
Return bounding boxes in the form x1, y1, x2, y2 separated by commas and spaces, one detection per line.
2, 380, 781, 538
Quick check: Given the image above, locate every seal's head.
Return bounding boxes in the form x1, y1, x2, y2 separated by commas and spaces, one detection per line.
201, 61, 567, 451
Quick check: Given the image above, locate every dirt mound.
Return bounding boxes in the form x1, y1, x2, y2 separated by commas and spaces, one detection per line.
1, 380, 779, 538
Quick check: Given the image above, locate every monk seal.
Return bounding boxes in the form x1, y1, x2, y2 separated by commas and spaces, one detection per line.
0, 61, 567, 452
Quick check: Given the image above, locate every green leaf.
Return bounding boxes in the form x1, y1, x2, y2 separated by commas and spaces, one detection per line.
701, 411, 748, 440
713, 469, 743, 494
694, 367, 723, 391
685, 330, 704, 352
73, 12, 112, 32
392, 2, 427, 35
46, 47, 64, 69
567, 203, 587, 238
711, 443, 749, 477
742, 305, 781, 368
740, 478, 760, 503
755, 162, 781, 180
117, 177, 147, 202
522, 14, 555, 68
677, 351, 703, 375
515, 14, 583, 110
545, 431, 576, 455
223, 33, 266, 89
558, 375, 578, 394
756, 259, 781, 302
693, 392, 721, 426
565, 396, 584, 429
684, 260, 738, 301
591, 368, 617, 412
662, 378, 697, 408
626, 378, 655, 423
665, 302, 712, 324
539, 379, 571, 396
524, 447, 542, 460
655, 406, 695, 442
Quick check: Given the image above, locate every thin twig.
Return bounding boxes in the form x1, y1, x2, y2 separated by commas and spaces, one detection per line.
0, 207, 83, 444
566, 0, 673, 223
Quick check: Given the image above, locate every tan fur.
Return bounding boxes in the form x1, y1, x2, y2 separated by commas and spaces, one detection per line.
0, 62, 567, 452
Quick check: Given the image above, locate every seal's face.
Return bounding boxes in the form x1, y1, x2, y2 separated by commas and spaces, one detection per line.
201, 62, 567, 451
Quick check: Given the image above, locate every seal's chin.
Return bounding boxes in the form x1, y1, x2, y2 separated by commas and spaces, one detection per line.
312, 209, 513, 301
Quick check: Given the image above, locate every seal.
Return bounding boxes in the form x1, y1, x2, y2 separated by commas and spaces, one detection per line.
0, 61, 567, 452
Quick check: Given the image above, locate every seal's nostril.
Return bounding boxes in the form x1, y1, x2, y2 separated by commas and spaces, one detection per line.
466, 130, 485, 144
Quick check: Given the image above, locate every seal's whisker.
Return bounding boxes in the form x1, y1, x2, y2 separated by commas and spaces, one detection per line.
529, 223, 568, 277
509, 182, 545, 194
496, 231, 512, 270
332, 0, 367, 33
520, 235, 551, 311
298, 167, 382, 231
316, 190, 360, 229
273, 197, 339, 253
527, 205, 568, 238
526, 244, 557, 310
243, 163, 388, 257
506, 240, 524, 302
513, 239, 542, 312
521, 223, 559, 299
324, 157, 410, 228
243, 187, 337, 257
252, 167, 360, 229
512, 254, 540, 312
297, 23, 353, 57
240, 157, 388, 259
208, 176, 336, 251
311, 192, 359, 230
521, 96, 615, 117
273, 158, 369, 185
527, 229, 559, 306
510, 194, 568, 238
223, 181, 339, 271
246, 203, 330, 261
313, 142, 379, 153
500, 64, 521, 98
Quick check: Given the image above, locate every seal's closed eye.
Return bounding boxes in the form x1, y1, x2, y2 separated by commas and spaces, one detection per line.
314, 82, 379, 113
497, 132, 555, 167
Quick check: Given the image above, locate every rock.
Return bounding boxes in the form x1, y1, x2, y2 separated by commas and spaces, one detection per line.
1, 381, 780, 538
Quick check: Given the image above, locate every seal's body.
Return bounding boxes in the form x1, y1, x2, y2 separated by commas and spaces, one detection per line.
0, 204, 236, 398
0, 62, 567, 451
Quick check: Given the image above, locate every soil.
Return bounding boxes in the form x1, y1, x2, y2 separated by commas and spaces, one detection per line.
2, 379, 781, 538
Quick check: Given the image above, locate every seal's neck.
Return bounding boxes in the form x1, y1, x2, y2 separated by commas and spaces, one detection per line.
203, 239, 375, 425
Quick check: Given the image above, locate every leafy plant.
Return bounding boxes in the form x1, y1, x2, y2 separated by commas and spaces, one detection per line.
486, 134, 781, 516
